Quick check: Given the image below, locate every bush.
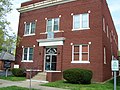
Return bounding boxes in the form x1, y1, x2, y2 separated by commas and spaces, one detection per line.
63, 68, 93, 84
12, 68, 26, 77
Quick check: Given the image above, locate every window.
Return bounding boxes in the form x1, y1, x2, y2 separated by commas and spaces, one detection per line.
103, 17, 105, 32
72, 44, 89, 63
106, 25, 109, 38
46, 18, 59, 32
22, 47, 34, 62
73, 13, 89, 30
104, 47, 106, 64
24, 22, 36, 35
110, 32, 112, 42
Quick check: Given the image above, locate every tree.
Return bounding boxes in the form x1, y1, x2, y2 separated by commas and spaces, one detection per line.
0, 0, 13, 52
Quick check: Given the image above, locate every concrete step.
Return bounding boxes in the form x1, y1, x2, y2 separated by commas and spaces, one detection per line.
32, 72, 47, 81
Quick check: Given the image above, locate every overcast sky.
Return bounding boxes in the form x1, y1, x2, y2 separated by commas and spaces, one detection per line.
6, 0, 120, 49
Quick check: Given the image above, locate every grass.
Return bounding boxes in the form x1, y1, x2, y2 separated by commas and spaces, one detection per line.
41, 76, 120, 90
0, 75, 26, 81
0, 86, 37, 90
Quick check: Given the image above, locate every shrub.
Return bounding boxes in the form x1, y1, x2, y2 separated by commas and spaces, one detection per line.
63, 68, 93, 84
12, 68, 26, 77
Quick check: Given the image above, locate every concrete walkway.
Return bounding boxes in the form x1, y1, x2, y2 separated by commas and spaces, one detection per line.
0, 79, 68, 90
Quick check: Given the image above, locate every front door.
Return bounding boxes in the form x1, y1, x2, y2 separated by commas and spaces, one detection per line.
45, 47, 57, 71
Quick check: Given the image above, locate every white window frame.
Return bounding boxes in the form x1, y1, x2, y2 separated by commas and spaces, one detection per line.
103, 17, 106, 32
106, 25, 109, 38
46, 18, 60, 32
72, 13, 90, 31
71, 44, 90, 63
22, 47, 34, 62
104, 47, 106, 64
24, 22, 36, 36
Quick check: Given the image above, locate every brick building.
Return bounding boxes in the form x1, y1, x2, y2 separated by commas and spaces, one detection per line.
16, 0, 118, 82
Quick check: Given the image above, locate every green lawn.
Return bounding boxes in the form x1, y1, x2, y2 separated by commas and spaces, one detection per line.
41, 77, 120, 90
0, 76, 26, 81
0, 86, 37, 90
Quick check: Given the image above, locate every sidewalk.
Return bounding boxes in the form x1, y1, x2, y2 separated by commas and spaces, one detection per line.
0, 79, 68, 90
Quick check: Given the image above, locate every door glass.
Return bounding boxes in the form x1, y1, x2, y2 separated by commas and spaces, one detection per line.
45, 48, 57, 71
45, 55, 50, 70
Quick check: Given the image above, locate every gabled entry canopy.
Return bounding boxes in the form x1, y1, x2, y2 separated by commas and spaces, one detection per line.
37, 37, 65, 46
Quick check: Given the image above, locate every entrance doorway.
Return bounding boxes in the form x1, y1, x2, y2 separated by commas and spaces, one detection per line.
45, 47, 57, 71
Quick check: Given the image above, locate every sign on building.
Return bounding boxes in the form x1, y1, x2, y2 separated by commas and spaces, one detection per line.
47, 32, 54, 39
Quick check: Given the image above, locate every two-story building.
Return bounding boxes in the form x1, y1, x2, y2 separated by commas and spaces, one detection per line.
16, 0, 118, 82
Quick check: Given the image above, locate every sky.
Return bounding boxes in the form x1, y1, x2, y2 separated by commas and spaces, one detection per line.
6, 0, 120, 49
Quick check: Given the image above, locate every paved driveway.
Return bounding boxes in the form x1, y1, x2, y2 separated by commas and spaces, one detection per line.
0, 70, 12, 76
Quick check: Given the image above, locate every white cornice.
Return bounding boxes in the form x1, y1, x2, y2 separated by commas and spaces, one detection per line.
17, 0, 76, 13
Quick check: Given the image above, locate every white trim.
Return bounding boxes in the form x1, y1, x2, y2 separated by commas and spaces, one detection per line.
104, 47, 106, 64
107, 25, 109, 38
46, 71, 61, 72
46, 18, 60, 32
23, 33, 35, 36
71, 61, 90, 63
37, 37, 65, 46
72, 13, 90, 30
26, 69, 42, 72
72, 44, 90, 63
103, 17, 105, 32
72, 28, 90, 31
22, 47, 34, 62
40, 30, 64, 34
21, 60, 33, 62
24, 22, 36, 36
17, 0, 76, 13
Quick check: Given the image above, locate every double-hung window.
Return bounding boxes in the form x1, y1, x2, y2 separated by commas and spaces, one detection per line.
46, 18, 59, 32
104, 47, 106, 64
72, 44, 90, 63
73, 13, 89, 30
103, 17, 106, 32
22, 47, 34, 62
24, 22, 36, 35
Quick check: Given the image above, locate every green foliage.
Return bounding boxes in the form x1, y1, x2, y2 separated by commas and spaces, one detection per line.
0, 75, 26, 81
119, 51, 120, 56
0, 0, 16, 53
63, 68, 93, 84
42, 76, 120, 90
0, 86, 37, 90
12, 68, 26, 77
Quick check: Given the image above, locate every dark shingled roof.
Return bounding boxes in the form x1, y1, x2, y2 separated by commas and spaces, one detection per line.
0, 51, 15, 61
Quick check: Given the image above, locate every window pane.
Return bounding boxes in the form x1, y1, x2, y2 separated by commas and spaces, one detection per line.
54, 25, 58, 31
23, 48, 28, 60
47, 19, 52, 32
74, 46, 79, 52
54, 18, 59, 31
51, 63, 56, 70
82, 53, 88, 61
74, 53, 79, 61
29, 48, 33, 60
24, 48, 28, 53
52, 55, 57, 62
25, 23, 30, 34
29, 54, 33, 60
82, 45, 88, 52
29, 48, 33, 53
24, 54, 27, 60
82, 14, 89, 28
73, 15, 80, 29
31, 22, 35, 34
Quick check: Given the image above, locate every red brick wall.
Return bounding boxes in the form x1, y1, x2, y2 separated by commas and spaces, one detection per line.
46, 72, 62, 82
16, 0, 118, 82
